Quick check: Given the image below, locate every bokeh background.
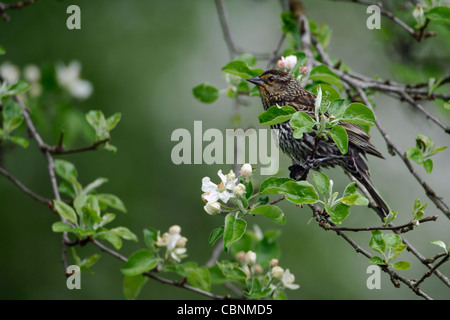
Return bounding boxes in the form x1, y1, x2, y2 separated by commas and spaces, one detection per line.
0, 0, 449, 299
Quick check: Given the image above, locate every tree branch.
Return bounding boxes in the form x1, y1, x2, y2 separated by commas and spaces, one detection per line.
330, 0, 436, 41
0, 0, 38, 22
0, 165, 51, 204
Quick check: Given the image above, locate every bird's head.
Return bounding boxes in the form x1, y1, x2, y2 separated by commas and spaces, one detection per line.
246, 69, 299, 104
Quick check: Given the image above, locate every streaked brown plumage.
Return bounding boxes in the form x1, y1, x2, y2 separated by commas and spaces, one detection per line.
247, 69, 389, 217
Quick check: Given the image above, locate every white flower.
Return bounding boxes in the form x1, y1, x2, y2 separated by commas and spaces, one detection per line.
240, 163, 252, 178
233, 183, 246, 197
270, 258, 279, 267
169, 225, 181, 235
176, 236, 188, 248
204, 201, 221, 215
56, 61, 81, 86
201, 170, 238, 203
156, 227, 188, 262
56, 60, 93, 100
413, 5, 426, 26
277, 55, 297, 70
23, 64, 41, 83
245, 250, 257, 265
235, 251, 246, 261
170, 247, 187, 262
0, 62, 20, 84
271, 266, 284, 279
68, 79, 93, 99
281, 269, 300, 290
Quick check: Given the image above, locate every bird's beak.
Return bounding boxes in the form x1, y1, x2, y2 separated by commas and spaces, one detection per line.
246, 76, 265, 86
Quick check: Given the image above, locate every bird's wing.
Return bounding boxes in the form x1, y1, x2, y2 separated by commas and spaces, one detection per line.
341, 122, 384, 159
289, 91, 384, 159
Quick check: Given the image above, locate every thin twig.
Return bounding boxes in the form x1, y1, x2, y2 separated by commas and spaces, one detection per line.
329, 0, 435, 41
0, 0, 38, 22
309, 203, 433, 300
321, 215, 438, 232
0, 165, 51, 204
92, 239, 233, 299
215, 0, 239, 58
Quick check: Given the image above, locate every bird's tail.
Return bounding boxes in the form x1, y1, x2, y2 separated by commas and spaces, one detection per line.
347, 157, 389, 219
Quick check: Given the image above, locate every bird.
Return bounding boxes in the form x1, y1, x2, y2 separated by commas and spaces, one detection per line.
247, 69, 389, 218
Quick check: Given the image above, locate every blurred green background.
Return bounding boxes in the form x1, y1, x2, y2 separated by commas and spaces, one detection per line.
0, 0, 449, 299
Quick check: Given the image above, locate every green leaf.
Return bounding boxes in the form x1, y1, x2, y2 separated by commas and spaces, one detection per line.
123, 275, 148, 300
384, 234, 402, 252
279, 180, 319, 204
259, 177, 291, 194
343, 182, 357, 196
223, 214, 247, 252
392, 261, 410, 270
143, 228, 158, 248
309, 65, 343, 90
423, 159, 433, 174
80, 254, 101, 273
217, 261, 247, 283
235, 53, 257, 67
341, 103, 375, 127
425, 6, 450, 25
96, 213, 115, 228
311, 84, 340, 104
0, 46, 5, 55
86, 110, 110, 140
178, 263, 211, 292
99, 231, 123, 249
328, 203, 350, 225
106, 113, 121, 131
221, 60, 264, 79
389, 244, 407, 261
110, 227, 138, 242
369, 256, 385, 265
9, 81, 31, 95
340, 194, 369, 206
329, 125, 348, 155
120, 249, 158, 277
8, 136, 29, 148
209, 226, 224, 246
383, 210, 397, 226
327, 99, 347, 118
312, 171, 329, 195
289, 111, 315, 138
51, 221, 73, 233
192, 83, 219, 104
406, 147, 423, 164
258, 105, 297, 125
83, 177, 108, 195
430, 240, 448, 253
54, 159, 78, 184
96, 193, 127, 213
53, 200, 78, 225
251, 205, 286, 225
369, 230, 385, 255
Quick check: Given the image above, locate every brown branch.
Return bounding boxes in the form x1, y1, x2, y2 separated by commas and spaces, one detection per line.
414, 252, 450, 289
214, 0, 239, 58
329, 0, 435, 41
0, 165, 51, 204
309, 203, 433, 300
92, 239, 233, 300
49, 138, 111, 155
0, 0, 38, 22
321, 215, 438, 232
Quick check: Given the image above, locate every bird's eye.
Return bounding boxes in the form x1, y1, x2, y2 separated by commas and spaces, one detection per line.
268, 76, 275, 82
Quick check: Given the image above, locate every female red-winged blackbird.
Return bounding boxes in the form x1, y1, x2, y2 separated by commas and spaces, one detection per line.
247, 69, 389, 218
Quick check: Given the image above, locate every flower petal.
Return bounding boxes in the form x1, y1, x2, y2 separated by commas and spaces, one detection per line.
201, 177, 217, 192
